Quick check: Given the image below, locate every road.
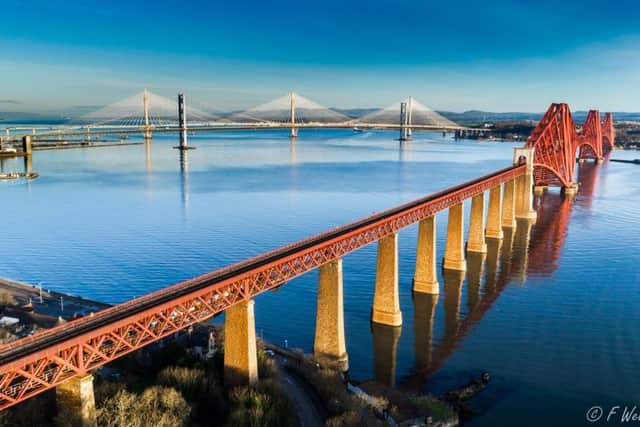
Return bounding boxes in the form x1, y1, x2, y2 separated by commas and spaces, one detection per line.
272, 355, 324, 427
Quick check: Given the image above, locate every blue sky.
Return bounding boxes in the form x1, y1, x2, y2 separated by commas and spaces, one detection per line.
1, 0, 639, 112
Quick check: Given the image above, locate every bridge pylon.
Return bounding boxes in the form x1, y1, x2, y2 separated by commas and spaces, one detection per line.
289, 92, 298, 138
143, 88, 152, 140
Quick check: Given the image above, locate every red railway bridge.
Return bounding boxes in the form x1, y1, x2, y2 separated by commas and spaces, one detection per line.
0, 103, 614, 424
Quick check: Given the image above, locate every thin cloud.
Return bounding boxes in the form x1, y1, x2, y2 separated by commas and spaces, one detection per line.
0, 99, 22, 104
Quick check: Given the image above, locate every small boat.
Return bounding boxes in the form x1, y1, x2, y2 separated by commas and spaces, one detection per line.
352, 127, 363, 133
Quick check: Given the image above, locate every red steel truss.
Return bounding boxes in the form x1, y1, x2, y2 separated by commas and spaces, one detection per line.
525, 103, 614, 187
0, 164, 525, 410
577, 110, 603, 161
602, 112, 615, 152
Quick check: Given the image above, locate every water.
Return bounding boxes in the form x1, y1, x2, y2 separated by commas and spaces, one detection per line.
1, 129, 639, 425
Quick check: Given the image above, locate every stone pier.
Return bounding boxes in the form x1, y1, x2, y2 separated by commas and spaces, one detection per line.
56, 374, 96, 427
443, 203, 466, 271
467, 193, 487, 254
224, 300, 258, 387
372, 234, 402, 326
485, 186, 503, 240
413, 216, 439, 294
314, 260, 348, 370
513, 148, 537, 221
502, 180, 517, 229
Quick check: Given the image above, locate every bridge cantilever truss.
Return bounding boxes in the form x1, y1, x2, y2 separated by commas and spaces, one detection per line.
0, 164, 525, 410
525, 103, 615, 189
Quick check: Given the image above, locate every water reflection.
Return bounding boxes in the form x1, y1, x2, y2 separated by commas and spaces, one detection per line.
466, 252, 485, 313
402, 178, 591, 390
413, 292, 438, 373
180, 150, 189, 216
372, 323, 402, 386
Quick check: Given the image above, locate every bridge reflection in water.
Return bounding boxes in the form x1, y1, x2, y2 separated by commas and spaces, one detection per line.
373, 161, 598, 390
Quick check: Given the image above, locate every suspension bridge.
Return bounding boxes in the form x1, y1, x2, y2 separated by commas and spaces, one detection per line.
0, 97, 616, 425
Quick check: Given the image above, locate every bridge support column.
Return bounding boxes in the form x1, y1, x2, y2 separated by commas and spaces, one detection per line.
22, 135, 32, 156
372, 234, 402, 326
413, 216, 439, 294
56, 374, 96, 427
314, 260, 348, 371
596, 157, 604, 164
443, 203, 466, 271
467, 193, 487, 253
485, 186, 503, 240
513, 148, 537, 221
224, 300, 258, 387
515, 173, 537, 221
502, 180, 516, 229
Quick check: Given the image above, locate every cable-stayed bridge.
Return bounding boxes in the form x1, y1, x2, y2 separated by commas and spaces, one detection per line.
5, 89, 464, 143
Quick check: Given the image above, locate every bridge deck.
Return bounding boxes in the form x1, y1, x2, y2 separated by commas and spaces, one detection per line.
0, 163, 525, 409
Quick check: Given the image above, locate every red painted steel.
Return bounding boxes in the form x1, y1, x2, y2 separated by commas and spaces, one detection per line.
602, 112, 615, 152
525, 103, 614, 188
578, 110, 603, 161
0, 164, 525, 410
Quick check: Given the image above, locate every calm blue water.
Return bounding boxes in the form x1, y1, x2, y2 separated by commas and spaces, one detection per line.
1, 130, 639, 426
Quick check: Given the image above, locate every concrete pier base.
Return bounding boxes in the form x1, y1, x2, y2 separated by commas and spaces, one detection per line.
596, 157, 604, 164
443, 203, 466, 271
314, 260, 348, 371
562, 184, 579, 196
502, 180, 517, 229
413, 217, 439, 294
485, 186, 503, 240
467, 194, 487, 254
56, 374, 96, 427
533, 185, 547, 195
224, 300, 258, 387
372, 234, 402, 326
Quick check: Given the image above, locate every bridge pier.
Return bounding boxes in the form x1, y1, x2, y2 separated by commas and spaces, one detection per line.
56, 374, 96, 427
596, 157, 604, 164
485, 186, 503, 240
443, 203, 467, 271
533, 185, 547, 195
143, 88, 152, 140
314, 260, 348, 371
413, 216, 439, 294
224, 300, 258, 387
502, 180, 517, 229
22, 135, 32, 156
467, 193, 487, 254
372, 233, 402, 326
513, 148, 537, 221
290, 92, 298, 139
562, 184, 579, 195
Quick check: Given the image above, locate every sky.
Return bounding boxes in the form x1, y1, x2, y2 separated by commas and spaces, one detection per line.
1, 0, 640, 113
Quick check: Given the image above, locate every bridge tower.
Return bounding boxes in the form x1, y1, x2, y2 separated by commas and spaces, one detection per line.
406, 96, 413, 140
399, 102, 409, 141
143, 88, 152, 140
178, 93, 187, 149
290, 92, 298, 138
